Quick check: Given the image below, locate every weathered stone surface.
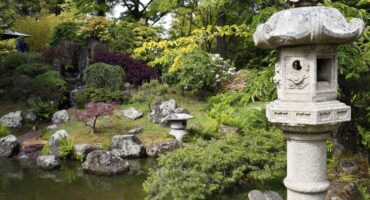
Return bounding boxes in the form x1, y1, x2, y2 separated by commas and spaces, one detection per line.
0, 135, 18, 157
338, 161, 359, 175
23, 111, 36, 123
36, 155, 60, 170
48, 130, 69, 157
0, 111, 23, 128
146, 140, 181, 157
73, 143, 103, 160
46, 124, 58, 130
217, 124, 239, 135
248, 190, 283, 200
110, 135, 145, 158
326, 182, 359, 200
52, 110, 69, 124
150, 99, 180, 126
128, 127, 144, 135
82, 150, 129, 176
122, 107, 143, 120
254, 7, 365, 49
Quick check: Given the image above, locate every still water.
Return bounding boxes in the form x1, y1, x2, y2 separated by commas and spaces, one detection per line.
0, 158, 284, 200
0, 158, 152, 200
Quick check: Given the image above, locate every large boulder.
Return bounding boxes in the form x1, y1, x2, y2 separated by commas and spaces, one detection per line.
51, 110, 69, 124
248, 190, 283, 200
82, 150, 130, 176
121, 107, 143, 120
36, 155, 60, 170
48, 130, 69, 157
146, 140, 181, 158
149, 99, 180, 126
0, 135, 19, 157
0, 111, 23, 128
73, 143, 103, 160
110, 135, 145, 158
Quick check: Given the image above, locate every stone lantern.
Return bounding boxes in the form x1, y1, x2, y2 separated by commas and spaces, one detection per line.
253, 1, 364, 200
165, 113, 193, 141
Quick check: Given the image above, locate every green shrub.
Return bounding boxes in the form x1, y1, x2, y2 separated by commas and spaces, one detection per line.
13, 63, 52, 77
50, 21, 79, 47
0, 124, 11, 138
31, 70, 67, 105
176, 50, 235, 94
74, 88, 126, 109
83, 62, 125, 91
144, 130, 285, 200
131, 80, 169, 110
0, 53, 42, 72
28, 99, 58, 121
58, 137, 74, 159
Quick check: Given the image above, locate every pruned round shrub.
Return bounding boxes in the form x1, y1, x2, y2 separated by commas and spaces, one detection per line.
83, 62, 124, 91
31, 70, 67, 105
94, 49, 159, 85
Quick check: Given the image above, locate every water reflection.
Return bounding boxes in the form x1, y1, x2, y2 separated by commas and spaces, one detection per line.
0, 158, 151, 200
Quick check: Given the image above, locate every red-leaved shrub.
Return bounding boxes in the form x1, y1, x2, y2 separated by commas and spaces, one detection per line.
74, 102, 116, 134
94, 49, 159, 85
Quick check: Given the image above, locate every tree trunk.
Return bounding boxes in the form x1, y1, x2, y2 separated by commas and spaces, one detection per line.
91, 116, 98, 134
216, 10, 227, 59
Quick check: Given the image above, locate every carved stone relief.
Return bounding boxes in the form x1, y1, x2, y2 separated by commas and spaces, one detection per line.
286, 59, 309, 89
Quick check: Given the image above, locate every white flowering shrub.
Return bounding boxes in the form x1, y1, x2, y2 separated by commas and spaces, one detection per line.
176, 50, 235, 93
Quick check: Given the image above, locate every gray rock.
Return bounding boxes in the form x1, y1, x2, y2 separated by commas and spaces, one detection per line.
0, 135, 19, 157
146, 140, 181, 158
73, 143, 103, 160
327, 182, 359, 200
0, 111, 23, 128
48, 130, 69, 157
23, 111, 37, 123
128, 127, 144, 135
150, 99, 180, 126
110, 135, 145, 158
82, 150, 130, 176
218, 124, 239, 135
52, 110, 69, 124
46, 124, 58, 130
36, 155, 60, 170
122, 107, 143, 120
248, 190, 283, 200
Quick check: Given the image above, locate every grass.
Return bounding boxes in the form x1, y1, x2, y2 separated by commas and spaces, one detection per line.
42, 90, 219, 148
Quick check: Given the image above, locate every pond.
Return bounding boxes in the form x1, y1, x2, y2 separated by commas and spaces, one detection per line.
0, 158, 285, 200
0, 158, 152, 200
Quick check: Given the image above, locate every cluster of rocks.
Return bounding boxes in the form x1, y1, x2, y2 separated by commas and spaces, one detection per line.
0, 109, 69, 130
81, 134, 181, 176
149, 99, 185, 126
22, 127, 182, 175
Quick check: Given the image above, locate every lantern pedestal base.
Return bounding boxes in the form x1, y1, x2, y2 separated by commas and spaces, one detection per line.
283, 132, 331, 200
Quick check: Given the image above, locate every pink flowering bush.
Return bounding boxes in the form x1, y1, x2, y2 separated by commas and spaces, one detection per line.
225, 70, 247, 91
74, 102, 116, 134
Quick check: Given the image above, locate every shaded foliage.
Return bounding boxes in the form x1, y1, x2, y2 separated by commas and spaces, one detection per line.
94, 48, 159, 85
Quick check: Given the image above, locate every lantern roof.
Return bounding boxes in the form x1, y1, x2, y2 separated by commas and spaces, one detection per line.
253, 6, 365, 49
